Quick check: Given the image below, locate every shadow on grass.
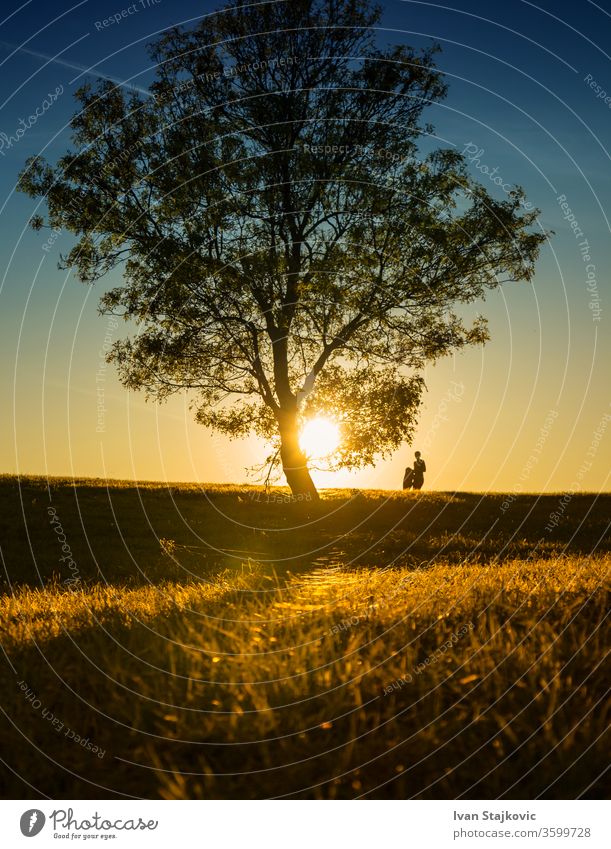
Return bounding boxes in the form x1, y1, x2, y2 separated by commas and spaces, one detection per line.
1, 476, 609, 589
0, 557, 608, 800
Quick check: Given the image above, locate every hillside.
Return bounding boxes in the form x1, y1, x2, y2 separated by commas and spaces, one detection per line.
0, 476, 608, 799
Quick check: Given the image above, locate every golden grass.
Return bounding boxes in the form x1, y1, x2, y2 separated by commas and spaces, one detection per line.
1, 554, 608, 799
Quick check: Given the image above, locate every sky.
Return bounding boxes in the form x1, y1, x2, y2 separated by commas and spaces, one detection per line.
0, 0, 609, 493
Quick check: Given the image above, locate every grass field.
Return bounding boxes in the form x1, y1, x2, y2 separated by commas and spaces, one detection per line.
0, 475, 609, 799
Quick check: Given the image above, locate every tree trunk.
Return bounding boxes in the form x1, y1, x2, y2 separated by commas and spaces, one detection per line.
278, 411, 319, 500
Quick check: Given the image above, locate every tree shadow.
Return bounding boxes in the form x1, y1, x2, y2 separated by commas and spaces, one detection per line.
1, 478, 609, 589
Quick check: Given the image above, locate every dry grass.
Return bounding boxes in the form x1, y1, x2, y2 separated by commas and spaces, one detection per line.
1, 539, 608, 799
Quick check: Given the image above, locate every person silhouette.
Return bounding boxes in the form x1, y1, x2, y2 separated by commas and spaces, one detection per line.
402, 466, 414, 490
412, 451, 426, 490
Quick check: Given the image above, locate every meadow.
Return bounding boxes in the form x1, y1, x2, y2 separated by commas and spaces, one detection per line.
0, 475, 608, 799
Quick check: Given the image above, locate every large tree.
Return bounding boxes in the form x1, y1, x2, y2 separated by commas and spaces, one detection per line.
20, 0, 545, 498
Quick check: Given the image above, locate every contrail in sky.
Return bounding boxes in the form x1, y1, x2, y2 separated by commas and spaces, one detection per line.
0, 39, 151, 96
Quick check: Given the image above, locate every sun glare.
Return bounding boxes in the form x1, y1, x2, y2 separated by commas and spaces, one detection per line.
300, 417, 340, 459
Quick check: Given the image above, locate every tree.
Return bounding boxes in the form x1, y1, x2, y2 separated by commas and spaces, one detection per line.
19, 0, 546, 498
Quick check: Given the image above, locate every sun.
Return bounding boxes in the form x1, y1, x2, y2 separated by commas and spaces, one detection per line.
300, 416, 341, 459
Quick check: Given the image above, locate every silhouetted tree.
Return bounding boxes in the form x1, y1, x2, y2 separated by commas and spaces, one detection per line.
19, 0, 546, 497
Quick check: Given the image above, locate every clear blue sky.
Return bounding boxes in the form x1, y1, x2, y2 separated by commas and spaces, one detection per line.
0, 0, 609, 491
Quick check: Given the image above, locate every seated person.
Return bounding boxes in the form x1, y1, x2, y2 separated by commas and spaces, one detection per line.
402, 466, 414, 489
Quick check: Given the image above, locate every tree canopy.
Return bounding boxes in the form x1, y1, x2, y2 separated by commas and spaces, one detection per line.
19, 0, 546, 496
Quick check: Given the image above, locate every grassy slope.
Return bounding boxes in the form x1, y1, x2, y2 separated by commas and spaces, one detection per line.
0, 476, 609, 799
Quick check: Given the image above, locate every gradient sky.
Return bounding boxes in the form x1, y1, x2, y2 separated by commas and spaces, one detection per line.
0, 0, 609, 492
